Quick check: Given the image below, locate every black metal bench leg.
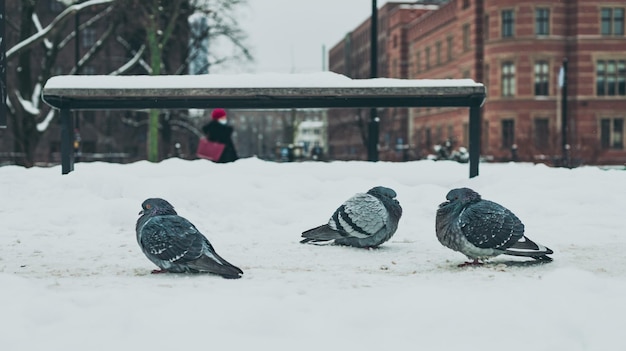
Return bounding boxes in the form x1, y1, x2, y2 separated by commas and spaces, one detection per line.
469, 103, 481, 178
60, 108, 74, 174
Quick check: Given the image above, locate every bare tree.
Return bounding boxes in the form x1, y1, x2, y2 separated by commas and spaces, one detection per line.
110, 0, 252, 161
4, 0, 251, 167
5, 0, 114, 167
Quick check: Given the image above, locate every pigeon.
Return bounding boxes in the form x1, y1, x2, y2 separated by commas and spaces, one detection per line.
135, 198, 243, 279
435, 187, 553, 266
301, 186, 402, 248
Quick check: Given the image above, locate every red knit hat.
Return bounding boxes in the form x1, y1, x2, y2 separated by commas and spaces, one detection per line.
211, 108, 227, 120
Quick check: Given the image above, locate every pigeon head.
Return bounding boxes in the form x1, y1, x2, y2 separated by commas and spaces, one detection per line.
439, 187, 481, 209
367, 186, 397, 200
139, 198, 177, 216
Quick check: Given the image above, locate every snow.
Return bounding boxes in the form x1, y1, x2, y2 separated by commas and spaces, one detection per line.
16, 92, 41, 116
44, 72, 482, 89
36, 109, 57, 132
1, 159, 625, 350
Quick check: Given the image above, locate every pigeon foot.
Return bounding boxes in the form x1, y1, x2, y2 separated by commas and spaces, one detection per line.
151, 269, 169, 274
458, 259, 483, 267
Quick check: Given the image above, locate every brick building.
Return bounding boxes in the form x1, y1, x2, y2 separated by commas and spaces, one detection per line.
328, 1, 446, 161
329, 0, 626, 165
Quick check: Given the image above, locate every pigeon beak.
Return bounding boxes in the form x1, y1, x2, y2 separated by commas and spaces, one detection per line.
438, 201, 450, 208
138, 209, 144, 216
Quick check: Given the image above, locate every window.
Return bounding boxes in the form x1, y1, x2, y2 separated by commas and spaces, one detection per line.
416, 51, 421, 73
463, 0, 470, 10
535, 8, 550, 35
463, 24, 471, 51
501, 119, 515, 148
601, 8, 625, 36
597, 60, 626, 96
50, 0, 64, 12
502, 62, 516, 97
82, 28, 96, 48
425, 47, 431, 69
533, 118, 550, 150
436, 41, 442, 65
534, 61, 549, 96
82, 66, 96, 75
600, 118, 624, 149
502, 10, 515, 38
447, 36, 453, 61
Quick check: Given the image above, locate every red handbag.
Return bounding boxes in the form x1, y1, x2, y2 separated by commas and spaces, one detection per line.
196, 137, 225, 161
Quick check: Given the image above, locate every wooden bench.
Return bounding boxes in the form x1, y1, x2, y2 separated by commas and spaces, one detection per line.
41, 72, 486, 176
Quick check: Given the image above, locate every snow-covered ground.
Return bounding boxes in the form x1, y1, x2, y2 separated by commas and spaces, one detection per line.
1, 158, 625, 350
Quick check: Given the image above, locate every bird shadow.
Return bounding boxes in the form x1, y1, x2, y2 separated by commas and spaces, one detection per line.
446, 258, 554, 270
488, 259, 553, 268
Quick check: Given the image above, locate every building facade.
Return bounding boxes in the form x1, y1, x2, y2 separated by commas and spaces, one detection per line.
329, 0, 626, 165
327, 1, 446, 161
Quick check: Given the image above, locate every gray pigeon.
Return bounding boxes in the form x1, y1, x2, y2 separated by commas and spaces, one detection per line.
301, 186, 402, 248
136, 198, 243, 278
435, 187, 553, 265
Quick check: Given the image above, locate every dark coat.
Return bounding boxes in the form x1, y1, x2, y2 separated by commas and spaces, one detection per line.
202, 121, 239, 163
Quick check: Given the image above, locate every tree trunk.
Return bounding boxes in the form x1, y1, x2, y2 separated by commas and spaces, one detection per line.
145, 0, 162, 162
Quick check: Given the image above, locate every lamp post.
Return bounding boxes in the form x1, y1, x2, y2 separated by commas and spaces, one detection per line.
368, 0, 379, 162
73, 3, 81, 161
560, 58, 569, 167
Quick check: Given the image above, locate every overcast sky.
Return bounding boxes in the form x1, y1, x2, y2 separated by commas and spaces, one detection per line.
214, 0, 391, 74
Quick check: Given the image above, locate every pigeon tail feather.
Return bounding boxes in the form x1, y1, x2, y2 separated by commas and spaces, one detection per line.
185, 253, 243, 278
300, 224, 344, 244
502, 235, 553, 260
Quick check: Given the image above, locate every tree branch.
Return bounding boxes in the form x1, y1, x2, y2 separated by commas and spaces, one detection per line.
110, 44, 147, 75
68, 22, 116, 74
58, 5, 114, 49
160, 0, 183, 46
7, 0, 115, 60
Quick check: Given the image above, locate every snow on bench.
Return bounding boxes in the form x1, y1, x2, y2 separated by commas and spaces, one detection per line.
42, 72, 486, 175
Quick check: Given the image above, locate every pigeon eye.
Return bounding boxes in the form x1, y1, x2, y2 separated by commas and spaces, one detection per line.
145, 204, 152, 210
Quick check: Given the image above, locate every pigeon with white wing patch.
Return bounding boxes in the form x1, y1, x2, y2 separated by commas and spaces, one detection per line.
435, 187, 553, 266
301, 186, 402, 248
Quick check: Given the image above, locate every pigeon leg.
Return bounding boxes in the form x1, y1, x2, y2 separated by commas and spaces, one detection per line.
151, 269, 169, 274
458, 259, 483, 267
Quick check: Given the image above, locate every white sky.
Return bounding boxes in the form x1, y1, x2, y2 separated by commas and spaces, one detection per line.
215, 0, 392, 74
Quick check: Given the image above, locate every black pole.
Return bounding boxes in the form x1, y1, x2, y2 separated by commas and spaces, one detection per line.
0, 0, 6, 128
60, 109, 75, 174
74, 8, 81, 161
469, 102, 481, 178
368, 0, 379, 161
370, 0, 377, 79
560, 58, 569, 167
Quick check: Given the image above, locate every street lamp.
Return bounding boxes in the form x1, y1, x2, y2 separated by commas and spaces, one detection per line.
368, 0, 379, 162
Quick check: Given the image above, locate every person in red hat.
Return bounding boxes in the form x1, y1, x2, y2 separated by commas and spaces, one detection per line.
200, 108, 239, 163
